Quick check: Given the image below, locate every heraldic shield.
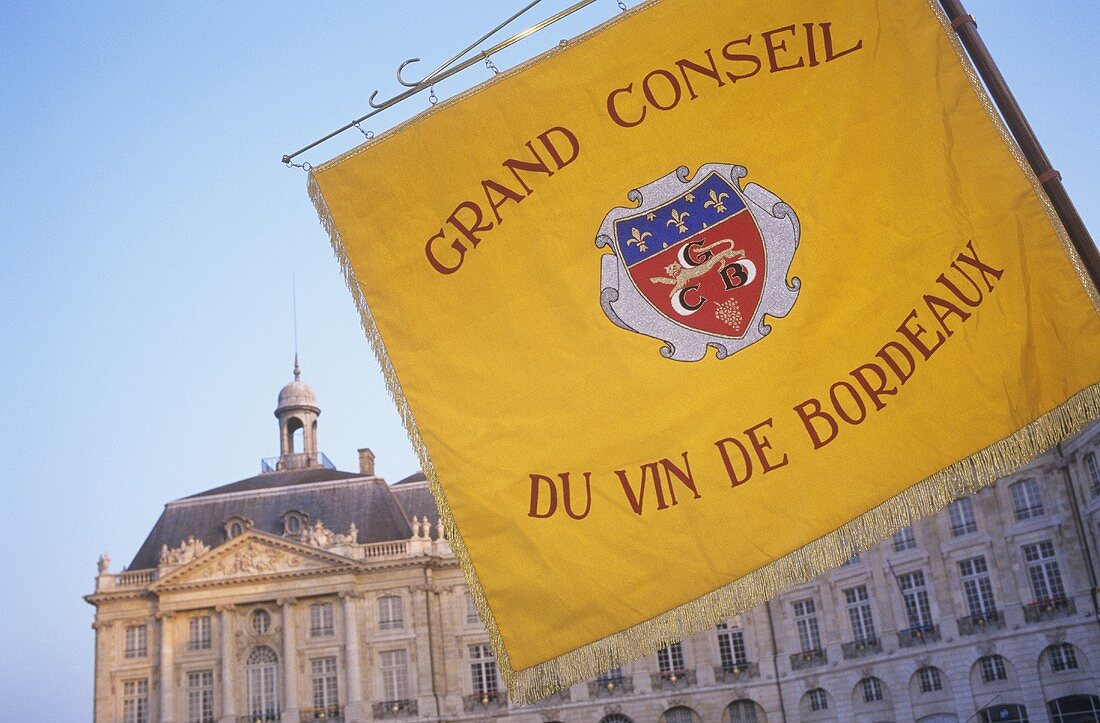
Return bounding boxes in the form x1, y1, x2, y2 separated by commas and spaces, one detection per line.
597, 164, 801, 361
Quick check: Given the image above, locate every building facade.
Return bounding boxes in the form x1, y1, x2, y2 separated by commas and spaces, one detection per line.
87, 367, 1100, 723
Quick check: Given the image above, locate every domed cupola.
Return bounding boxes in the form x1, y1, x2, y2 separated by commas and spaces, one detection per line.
274, 355, 321, 470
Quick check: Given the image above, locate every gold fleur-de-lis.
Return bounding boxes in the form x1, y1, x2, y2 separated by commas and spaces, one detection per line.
704, 188, 730, 213
645, 212, 656, 221
667, 209, 690, 234
627, 226, 652, 252
685, 192, 696, 203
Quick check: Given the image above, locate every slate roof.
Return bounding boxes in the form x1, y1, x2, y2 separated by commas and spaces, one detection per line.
391, 479, 441, 535
129, 467, 433, 570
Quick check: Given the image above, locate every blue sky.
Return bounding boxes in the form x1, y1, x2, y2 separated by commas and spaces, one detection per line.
1, 1, 1097, 718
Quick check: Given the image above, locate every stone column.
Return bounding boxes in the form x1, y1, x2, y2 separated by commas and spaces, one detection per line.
158, 611, 177, 723
280, 599, 300, 723
217, 605, 237, 723
341, 591, 366, 722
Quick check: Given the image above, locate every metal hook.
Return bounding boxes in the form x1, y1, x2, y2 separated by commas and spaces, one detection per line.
396, 58, 423, 88
367, 90, 385, 109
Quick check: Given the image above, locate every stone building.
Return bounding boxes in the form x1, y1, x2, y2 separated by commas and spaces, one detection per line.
87, 366, 1100, 722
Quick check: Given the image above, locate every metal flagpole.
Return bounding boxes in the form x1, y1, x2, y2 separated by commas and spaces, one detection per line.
938, 0, 1100, 293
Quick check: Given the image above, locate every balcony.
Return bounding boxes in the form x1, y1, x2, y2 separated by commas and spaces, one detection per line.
957, 610, 1005, 636
237, 715, 278, 723
463, 691, 506, 712
1024, 597, 1076, 623
300, 706, 342, 721
897, 624, 940, 648
790, 648, 827, 670
650, 669, 697, 691
842, 637, 882, 659
372, 700, 417, 718
588, 675, 633, 698
532, 689, 571, 705
714, 662, 759, 683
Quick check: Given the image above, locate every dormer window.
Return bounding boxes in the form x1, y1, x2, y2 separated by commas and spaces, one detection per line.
280, 510, 308, 537
224, 516, 252, 540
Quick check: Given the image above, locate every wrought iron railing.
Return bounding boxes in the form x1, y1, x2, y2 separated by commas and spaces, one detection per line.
532, 688, 571, 705
372, 700, 417, 718
790, 648, 827, 670
957, 610, 1005, 635
1024, 597, 1076, 623
714, 662, 759, 682
588, 675, 633, 697
463, 690, 506, 711
842, 637, 882, 659
261, 451, 336, 473
650, 669, 696, 691
300, 706, 342, 721
237, 713, 279, 723
898, 624, 940, 647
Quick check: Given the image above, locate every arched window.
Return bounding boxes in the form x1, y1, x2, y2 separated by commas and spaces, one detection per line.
727, 699, 761, 723
978, 704, 1028, 723
287, 416, 304, 453
598, 715, 635, 723
664, 706, 698, 723
224, 516, 251, 540
858, 676, 886, 703
917, 666, 944, 693
804, 687, 829, 712
1048, 695, 1100, 722
246, 646, 279, 720
977, 655, 1009, 683
1044, 642, 1080, 673
281, 510, 306, 536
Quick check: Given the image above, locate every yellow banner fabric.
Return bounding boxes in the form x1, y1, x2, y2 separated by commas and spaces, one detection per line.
309, 0, 1100, 701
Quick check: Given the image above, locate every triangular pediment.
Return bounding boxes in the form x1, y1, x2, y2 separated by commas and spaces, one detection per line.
150, 531, 354, 590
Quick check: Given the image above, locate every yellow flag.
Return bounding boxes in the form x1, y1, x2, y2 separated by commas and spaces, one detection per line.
308, 0, 1100, 701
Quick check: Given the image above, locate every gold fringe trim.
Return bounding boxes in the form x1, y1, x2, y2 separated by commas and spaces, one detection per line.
306, 1, 1100, 706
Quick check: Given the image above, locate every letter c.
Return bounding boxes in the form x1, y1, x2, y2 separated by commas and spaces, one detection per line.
425, 228, 466, 275
606, 83, 647, 128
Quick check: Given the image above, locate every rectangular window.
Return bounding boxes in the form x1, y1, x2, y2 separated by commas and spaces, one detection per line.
1086, 452, 1100, 495
188, 616, 212, 651
465, 593, 480, 625
843, 586, 876, 642
918, 667, 943, 692
657, 642, 685, 674
948, 498, 978, 536
309, 603, 334, 638
469, 644, 499, 695
310, 657, 339, 709
378, 596, 404, 630
1050, 643, 1079, 673
1012, 478, 1045, 520
380, 649, 409, 702
892, 526, 917, 552
979, 656, 1007, 683
187, 670, 214, 723
123, 679, 149, 723
717, 622, 748, 669
124, 625, 148, 659
1023, 541, 1066, 602
958, 556, 997, 616
897, 571, 933, 629
793, 599, 821, 652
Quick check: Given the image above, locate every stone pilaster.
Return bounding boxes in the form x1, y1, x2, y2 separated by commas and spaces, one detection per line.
158, 612, 176, 723
341, 591, 366, 722
217, 605, 237, 723
279, 598, 299, 723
